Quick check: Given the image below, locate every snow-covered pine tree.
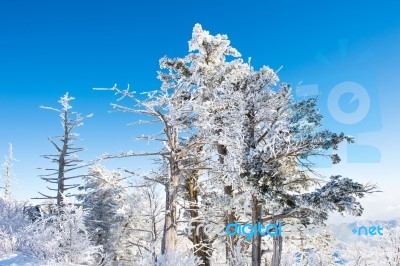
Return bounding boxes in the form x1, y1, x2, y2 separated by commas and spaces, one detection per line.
229, 75, 377, 266
79, 165, 128, 263
160, 24, 252, 264
178, 25, 378, 266
168, 30, 289, 263
259, 100, 378, 264
79, 165, 164, 264
248, 94, 378, 265
34, 93, 92, 208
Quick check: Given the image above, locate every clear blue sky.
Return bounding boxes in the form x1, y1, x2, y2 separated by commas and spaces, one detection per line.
0, 1, 399, 222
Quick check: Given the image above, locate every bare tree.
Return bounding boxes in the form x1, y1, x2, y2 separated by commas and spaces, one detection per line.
34, 93, 92, 208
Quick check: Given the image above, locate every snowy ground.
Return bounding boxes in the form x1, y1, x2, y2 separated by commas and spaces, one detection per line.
0, 252, 82, 266
0, 252, 40, 266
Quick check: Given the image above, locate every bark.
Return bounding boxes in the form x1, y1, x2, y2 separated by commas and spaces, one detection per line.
182, 144, 212, 265
146, 188, 159, 263
57, 110, 69, 208
245, 100, 262, 265
161, 159, 178, 254
251, 195, 262, 266
217, 144, 239, 263
188, 176, 212, 265
161, 128, 179, 254
271, 235, 282, 266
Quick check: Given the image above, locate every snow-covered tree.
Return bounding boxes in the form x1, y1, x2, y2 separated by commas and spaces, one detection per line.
95, 71, 205, 255
184, 26, 380, 266
21, 203, 101, 264
341, 241, 378, 266
156, 24, 252, 264
376, 226, 400, 265
79, 165, 127, 263
339, 226, 400, 266
95, 24, 379, 265
0, 196, 100, 265
0, 197, 30, 253
95, 24, 251, 262
129, 183, 164, 263
35, 93, 92, 208
1, 143, 16, 199
279, 226, 338, 266
80, 165, 165, 265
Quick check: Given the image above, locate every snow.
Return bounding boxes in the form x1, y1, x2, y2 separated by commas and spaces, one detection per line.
0, 253, 29, 266
0, 252, 83, 266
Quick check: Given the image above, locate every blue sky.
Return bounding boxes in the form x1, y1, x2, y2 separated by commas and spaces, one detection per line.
0, 1, 399, 222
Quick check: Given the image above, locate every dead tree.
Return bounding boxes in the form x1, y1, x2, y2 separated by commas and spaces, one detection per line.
34, 93, 92, 208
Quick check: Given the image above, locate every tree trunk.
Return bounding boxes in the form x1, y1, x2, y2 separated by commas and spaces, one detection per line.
161, 159, 178, 254
271, 218, 282, 266
57, 110, 69, 208
188, 177, 212, 266
224, 184, 239, 263
217, 144, 239, 263
251, 195, 262, 266
186, 145, 212, 265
